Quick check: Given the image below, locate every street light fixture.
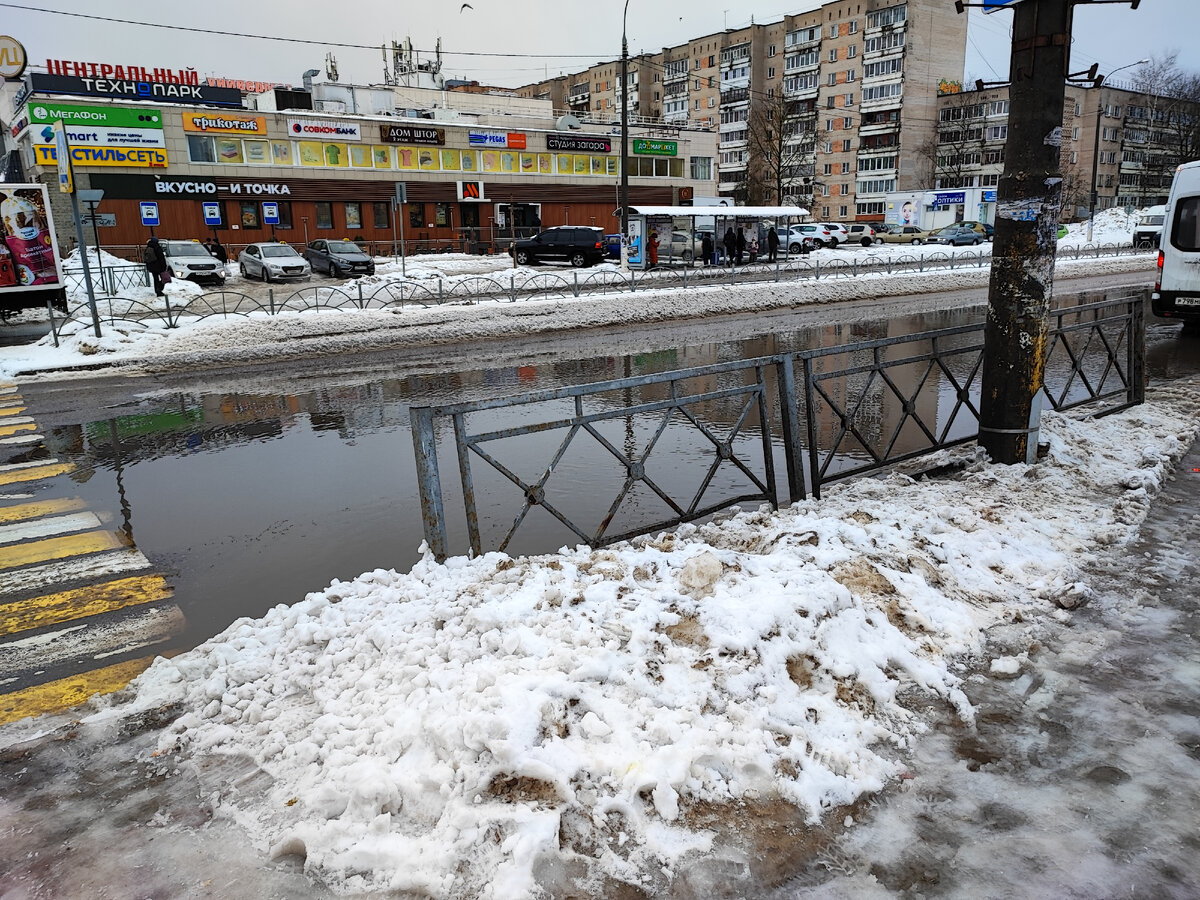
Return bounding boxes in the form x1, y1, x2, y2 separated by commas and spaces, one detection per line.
619, 0, 631, 271
1087, 59, 1149, 243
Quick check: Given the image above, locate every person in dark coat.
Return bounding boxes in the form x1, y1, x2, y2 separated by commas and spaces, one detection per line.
205, 237, 229, 264
701, 232, 714, 267
735, 227, 746, 265
723, 228, 737, 267
767, 227, 780, 263
143, 237, 168, 296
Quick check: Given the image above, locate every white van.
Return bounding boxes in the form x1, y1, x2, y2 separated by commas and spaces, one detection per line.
1151, 160, 1200, 328
1133, 204, 1167, 248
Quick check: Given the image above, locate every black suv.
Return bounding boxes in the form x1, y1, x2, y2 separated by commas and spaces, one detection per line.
305, 239, 376, 278
509, 226, 606, 267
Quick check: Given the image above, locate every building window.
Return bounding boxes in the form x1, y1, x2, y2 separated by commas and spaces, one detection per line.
408, 202, 424, 228
826, 118, 834, 131
1072, 126, 1080, 140
823, 205, 831, 217
345, 202, 362, 229
435, 202, 452, 226
846, 69, 856, 82
825, 141, 834, 153
840, 205, 848, 217
274, 200, 293, 229
768, 44, 776, 57
690, 156, 713, 180
843, 116, 853, 129
373, 202, 390, 229
830, 24, 838, 38
845, 93, 854, 106
239, 201, 260, 229
827, 96, 836, 108
842, 139, 851, 152
315, 202, 333, 229
841, 162, 851, 174
187, 135, 216, 163
828, 72, 837, 86
849, 20, 858, 34
768, 67, 775, 78
823, 163, 833, 175
848, 45, 857, 58
708, 97, 716, 107
695, 99, 701, 110
829, 49, 838, 63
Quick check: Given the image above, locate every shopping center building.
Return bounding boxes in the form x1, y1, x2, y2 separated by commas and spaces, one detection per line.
1, 64, 718, 257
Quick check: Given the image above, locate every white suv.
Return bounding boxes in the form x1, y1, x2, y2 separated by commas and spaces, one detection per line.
817, 223, 849, 247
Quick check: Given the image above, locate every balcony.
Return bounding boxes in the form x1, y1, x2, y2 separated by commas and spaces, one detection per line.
721, 87, 750, 104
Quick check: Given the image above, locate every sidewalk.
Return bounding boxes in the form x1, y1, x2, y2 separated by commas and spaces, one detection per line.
767, 433, 1200, 897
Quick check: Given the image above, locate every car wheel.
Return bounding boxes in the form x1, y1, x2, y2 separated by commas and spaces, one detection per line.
515, 250, 532, 266
814, 239, 825, 249
239, 263, 247, 277
261, 267, 270, 283
861, 237, 872, 247
911, 238, 921, 245
681, 249, 693, 263
570, 251, 587, 267
788, 242, 802, 254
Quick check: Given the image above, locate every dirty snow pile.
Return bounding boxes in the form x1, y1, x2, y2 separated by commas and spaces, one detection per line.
1059, 206, 1141, 246
104, 385, 1200, 899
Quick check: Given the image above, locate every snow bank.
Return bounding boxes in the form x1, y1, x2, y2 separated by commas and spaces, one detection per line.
112, 385, 1199, 899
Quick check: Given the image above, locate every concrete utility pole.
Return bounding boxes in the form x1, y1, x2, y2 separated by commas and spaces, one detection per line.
978, 0, 1073, 465
619, 0, 631, 272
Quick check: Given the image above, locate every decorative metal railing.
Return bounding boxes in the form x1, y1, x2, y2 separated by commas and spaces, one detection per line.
409, 294, 1145, 560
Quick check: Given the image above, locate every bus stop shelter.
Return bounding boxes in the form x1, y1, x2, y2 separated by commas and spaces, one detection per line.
619, 205, 811, 268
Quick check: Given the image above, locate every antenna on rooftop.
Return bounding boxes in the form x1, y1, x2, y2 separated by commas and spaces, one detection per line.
325, 52, 339, 82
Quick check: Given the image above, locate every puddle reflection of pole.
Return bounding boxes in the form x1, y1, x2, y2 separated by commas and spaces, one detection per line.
108, 419, 134, 545
623, 356, 635, 465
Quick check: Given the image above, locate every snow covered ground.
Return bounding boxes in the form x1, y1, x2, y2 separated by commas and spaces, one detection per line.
3, 381, 1189, 899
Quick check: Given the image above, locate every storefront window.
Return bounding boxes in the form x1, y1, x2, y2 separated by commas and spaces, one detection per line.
408, 202, 424, 228
345, 202, 362, 229
239, 202, 259, 229
244, 140, 269, 164
435, 203, 451, 227
217, 139, 244, 164
315, 202, 334, 229
275, 201, 293, 229
373, 202, 390, 229
187, 135, 216, 163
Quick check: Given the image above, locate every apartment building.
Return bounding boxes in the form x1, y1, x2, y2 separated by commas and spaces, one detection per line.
516, 0, 966, 221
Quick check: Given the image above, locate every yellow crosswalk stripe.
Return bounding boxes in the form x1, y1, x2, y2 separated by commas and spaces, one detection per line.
0, 530, 127, 570
0, 424, 37, 437
0, 498, 87, 524
0, 574, 173, 634
0, 461, 74, 486
0, 406, 27, 417
0, 655, 163, 726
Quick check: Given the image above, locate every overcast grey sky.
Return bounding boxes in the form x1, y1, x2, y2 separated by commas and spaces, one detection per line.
6, 0, 1198, 90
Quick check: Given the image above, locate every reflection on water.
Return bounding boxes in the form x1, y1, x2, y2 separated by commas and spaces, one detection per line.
38, 300, 1155, 651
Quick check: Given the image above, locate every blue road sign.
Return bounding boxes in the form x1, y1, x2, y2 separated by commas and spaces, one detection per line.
139, 201, 159, 227
202, 201, 222, 226
983, 0, 1022, 12
262, 201, 280, 226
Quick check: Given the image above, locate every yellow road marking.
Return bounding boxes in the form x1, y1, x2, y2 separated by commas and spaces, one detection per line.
0, 655, 163, 726
0, 461, 74, 486
0, 530, 127, 570
0, 424, 37, 437
0, 406, 27, 417
0, 498, 87, 525
0, 574, 173, 635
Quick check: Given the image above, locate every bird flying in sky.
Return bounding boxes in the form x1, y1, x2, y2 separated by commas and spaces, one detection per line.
461, 2, 473, 10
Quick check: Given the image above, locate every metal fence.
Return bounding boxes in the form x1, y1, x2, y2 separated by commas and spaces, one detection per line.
409, 293, 1145, 561
40, 242, 1155, 341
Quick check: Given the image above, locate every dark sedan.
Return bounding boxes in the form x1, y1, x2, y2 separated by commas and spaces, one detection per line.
305, 239, 377, 278
926, 225, 985, 247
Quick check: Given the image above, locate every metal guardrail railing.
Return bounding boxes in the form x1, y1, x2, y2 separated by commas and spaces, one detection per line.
35, 243, 1156, 341
409, 294, 1146, 561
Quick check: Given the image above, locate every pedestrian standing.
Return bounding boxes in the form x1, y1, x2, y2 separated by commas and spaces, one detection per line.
723, 228, 737, 267
747, 230, 759, 264
210, 237, 228, 264
648, 231, 660, 267
143, 237, 168, 297
701, 232, 714, 267
735, 227, 746, 265
767, 227, 780, 263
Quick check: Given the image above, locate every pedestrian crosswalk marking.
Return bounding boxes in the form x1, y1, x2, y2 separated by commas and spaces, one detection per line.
0, 461, 75, 486
0, 530, 128, 570
0, 549, 152, 599
0, 511, 104, 546
0, 423, 38, 437
0, 433, 42, 446
0, 574, 173, 634
0, 406, 27, 417
0, 655, 163, 726
0, 497, 89, 525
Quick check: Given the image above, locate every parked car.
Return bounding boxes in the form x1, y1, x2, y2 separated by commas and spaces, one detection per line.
879, 225, 932, 245
159, 239, 226, 286
817, 223, 849, 246
844, 224, 881, 246
658, 230, 705, 263
926, 224, 985, 247
1134, 205, 1167, 248
509, 226, 607, 267
238, 242, 312, 282
957, 220, 994, 241
305, 238, 376, 278
793, 223, 835, 248
769, 226, 815, 254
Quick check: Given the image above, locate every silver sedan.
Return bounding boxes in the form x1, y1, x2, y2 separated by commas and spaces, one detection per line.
238, 243, 312, 282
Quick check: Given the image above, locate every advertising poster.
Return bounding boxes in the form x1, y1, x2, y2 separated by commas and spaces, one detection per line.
889, 194, 924, 228
441, 149, 461, 171
244, 140, 269, 164
350, 144, 372, 168
271, 141, 293, 165
372, 146, 392, 167
298, 141, 323, 166
216, 138, 243, 164
626, 219, 644, 268
0, 184, 64, 292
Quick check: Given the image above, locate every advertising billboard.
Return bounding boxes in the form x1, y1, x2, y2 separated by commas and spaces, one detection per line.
0, 183, 65, 293
28, 101, 166, 150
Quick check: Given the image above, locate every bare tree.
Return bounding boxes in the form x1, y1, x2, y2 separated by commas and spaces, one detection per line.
1129, 54, 1200, 205
922, 91, 987, 191
745, 91, 816, 206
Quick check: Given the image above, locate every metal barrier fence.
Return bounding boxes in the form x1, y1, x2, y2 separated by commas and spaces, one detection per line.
40, 243, 1155, 341
409, 294, 1145, 561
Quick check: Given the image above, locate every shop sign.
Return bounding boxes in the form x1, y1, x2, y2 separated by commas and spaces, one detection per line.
45, 59, 199, 84
983, 190, 997, 202
468, 131, 526, 149
287, 118, 362, 141
0, 35, 29, 79
27, 72, 242, 107
205, 77, 289, 95
933, 191, 966, 206
546, 134, 611, 153
29, 103, 165, 149
379, 124, 444, 145
28, 101, 162, 131
182, 112, 267, 135
87, 173, 303, 198
33, 144, 168, 168
632, 138, 677, 157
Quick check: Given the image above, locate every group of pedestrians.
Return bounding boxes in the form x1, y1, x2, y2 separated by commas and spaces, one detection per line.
707, 225, 777, 267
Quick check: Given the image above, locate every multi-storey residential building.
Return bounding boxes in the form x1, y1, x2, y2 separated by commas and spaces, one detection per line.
515, 0, 967, 220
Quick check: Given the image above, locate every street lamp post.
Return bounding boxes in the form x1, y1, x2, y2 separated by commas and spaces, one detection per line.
620, 0, 631, 271
1087, 59, 1148, 243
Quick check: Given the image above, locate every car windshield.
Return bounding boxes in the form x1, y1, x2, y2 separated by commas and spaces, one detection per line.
166, 243, 211, 257
328, 243, 363, 255
261, 245, 300, 258
1140, 215, 1164, 226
